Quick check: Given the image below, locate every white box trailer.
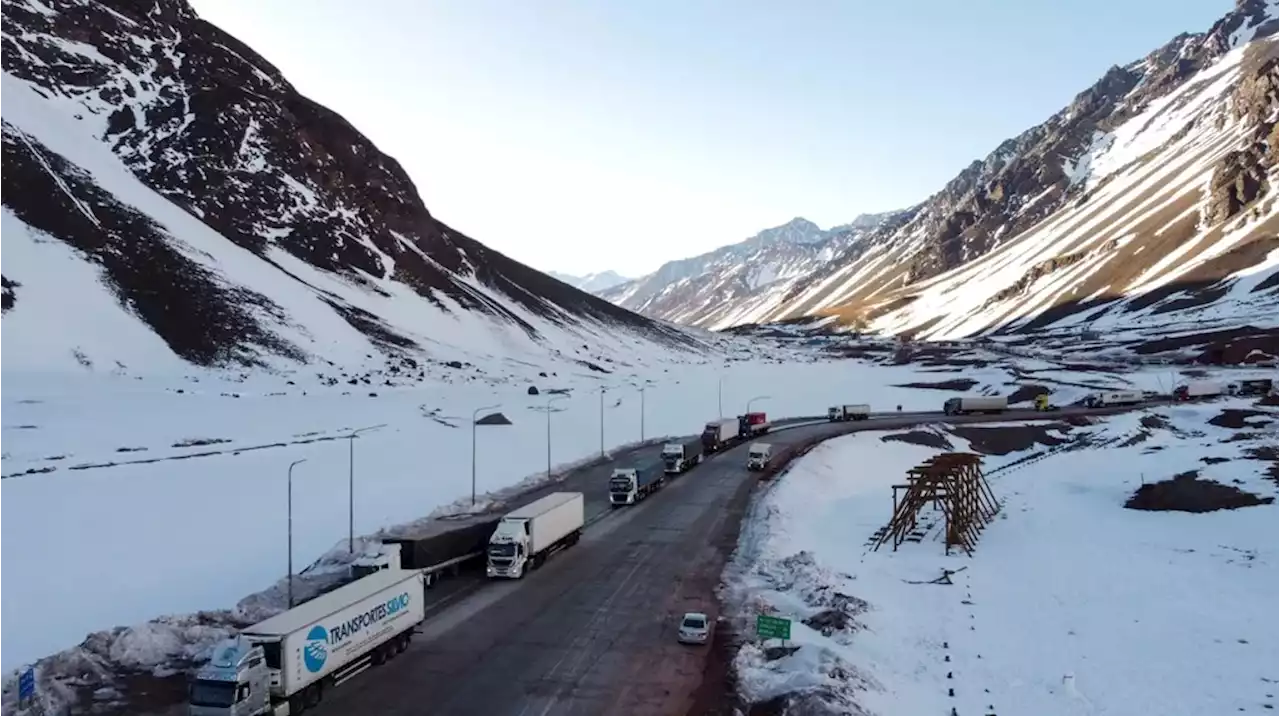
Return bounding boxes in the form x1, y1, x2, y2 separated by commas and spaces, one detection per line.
943, 396, 1007, 415
188, 568, 425, 715
700, 418, 738, 452
487, 492, 585, 579
828, 404, 871, 421
1085, 390, 1145, 407
1175, 380, 1226, 400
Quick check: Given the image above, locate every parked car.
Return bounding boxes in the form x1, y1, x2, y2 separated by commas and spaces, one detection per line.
677, 612, 710, 645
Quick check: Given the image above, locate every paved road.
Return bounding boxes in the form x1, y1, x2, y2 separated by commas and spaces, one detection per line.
310, 405, 1141, 716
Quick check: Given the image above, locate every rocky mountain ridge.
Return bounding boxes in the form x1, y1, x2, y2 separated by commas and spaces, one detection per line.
547, 270, 633, 294
599, 213, 899, 328
603, 0, 1279, 337
0, 0, 702, 378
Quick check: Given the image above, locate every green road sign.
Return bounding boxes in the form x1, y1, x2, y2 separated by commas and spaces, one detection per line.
756, 614, 791, 640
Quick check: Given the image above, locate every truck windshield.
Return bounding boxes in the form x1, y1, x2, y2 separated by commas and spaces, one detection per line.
488, 544, 517, 559
189, 680, 237, 708
609, 478, 632, 492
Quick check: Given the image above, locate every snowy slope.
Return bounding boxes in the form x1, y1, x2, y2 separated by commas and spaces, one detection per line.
614, 1, 1280, 338
727, 398, 1278, 715
0, 0, 701, 381
599, 215, 898, 330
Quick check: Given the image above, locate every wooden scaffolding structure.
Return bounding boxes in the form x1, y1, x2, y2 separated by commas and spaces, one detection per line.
871, 452, 1000, 556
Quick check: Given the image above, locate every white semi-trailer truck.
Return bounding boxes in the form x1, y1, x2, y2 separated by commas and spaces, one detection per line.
187, 568, 426, 716
486, 491, 585, 579
662, 437, 704, 475
1174, 380, 1226, 400
1084, 390, 1144, 407
827, 404, 871, 422
609, 467, 664, 506
700, 418, 738, 453
943, 396, 1008, 415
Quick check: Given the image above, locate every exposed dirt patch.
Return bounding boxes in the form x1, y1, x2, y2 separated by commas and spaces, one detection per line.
948, 423, 1072, 456
1208, 409, 1272, 429
891, 378, 978, 391
1007, 383, 1052, 404
880, 430, 952, 450
1200, 456, 1232, 465
1125, 470, 1274, 512
1255, 393, 1279, 407
1140, 414, 1171, 430
1243, 444, 1279, 484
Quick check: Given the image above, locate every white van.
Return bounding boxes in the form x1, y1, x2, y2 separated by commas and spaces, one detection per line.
746, 442, 772, 471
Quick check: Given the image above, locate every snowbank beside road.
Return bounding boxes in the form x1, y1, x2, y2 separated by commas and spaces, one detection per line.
726, 399, 1279, 715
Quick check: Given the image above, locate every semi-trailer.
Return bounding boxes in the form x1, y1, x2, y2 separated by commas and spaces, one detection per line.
1174, 380, 1226, 400
827, 404, 871, 422
662, 437, 704, 474
738, 411, 770, 438
746, 442, 773, 471
609, 467, 664, 506
187, 568, 426, 716
1232, 378, 1275, 396
1084, 390, 1144, 408
365, 516, 499, 585
486, 492, 584, 579
943, 396, 1008, 415
701, 418, 738, 453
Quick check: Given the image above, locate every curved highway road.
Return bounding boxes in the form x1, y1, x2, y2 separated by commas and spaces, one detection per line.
309, 404, 1146, 716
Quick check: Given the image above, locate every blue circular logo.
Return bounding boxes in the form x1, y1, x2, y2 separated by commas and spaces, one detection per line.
303, 625, 328, 673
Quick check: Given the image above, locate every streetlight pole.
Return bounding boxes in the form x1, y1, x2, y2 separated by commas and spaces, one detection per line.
599, 386, 607, 458
545, 395, 568, 479
746, 394, 771, 413
638, 384, 646, 441
717, 375, 725, 419
471, 404, 500, 506
346, 423, 387, 553
287, 458, 307, 609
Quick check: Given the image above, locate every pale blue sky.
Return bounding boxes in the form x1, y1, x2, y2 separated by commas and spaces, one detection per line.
191, 1, 1229, 276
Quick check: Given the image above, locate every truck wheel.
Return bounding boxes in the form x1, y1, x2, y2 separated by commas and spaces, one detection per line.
305, 683, 323, 707
371, 645, 387, 666
289, 693, 308, 714
398, 633, 411, 653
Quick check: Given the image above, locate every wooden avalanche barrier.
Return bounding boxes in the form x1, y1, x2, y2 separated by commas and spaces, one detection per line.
872, 452, 999, 555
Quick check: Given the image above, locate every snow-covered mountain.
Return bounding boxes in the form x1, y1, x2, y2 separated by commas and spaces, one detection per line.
599, 215, 898, 328
609, 0, 1280, 337
547, 270, 633, 294
0, 0, 707, 381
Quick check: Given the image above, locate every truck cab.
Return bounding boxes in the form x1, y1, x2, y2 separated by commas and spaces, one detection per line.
609, 468, 639, 505
486, 519, 530, 578
188, 638, 271, 716
826, 406, 841, 421
738, 412, 769, 437
746, 442, 772, 471
662, 443, 688, 473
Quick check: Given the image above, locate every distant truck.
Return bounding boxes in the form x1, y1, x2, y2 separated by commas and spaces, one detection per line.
1084, 390, 1144, 408
187, 568, 426, 716
1033, 394, 1060, 412
738, 411, 770, 438
746, 442, 773, 471
701, 418, 738, 453
1174, 380, 1226, 401
827, 404, 870, 422
1232, 378, 1275, 396
609, 467, 663, 506
662, 437, 704, 475
486, 492, 584, 579
943, 396, 1007, 415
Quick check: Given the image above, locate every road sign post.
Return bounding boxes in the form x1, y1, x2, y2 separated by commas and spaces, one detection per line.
755, 614, 792, 645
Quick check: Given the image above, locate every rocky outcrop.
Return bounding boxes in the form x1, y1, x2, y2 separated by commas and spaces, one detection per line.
1206, 39, 1278, 225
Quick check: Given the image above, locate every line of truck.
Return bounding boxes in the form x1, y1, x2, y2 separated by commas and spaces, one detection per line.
188, 376, 1277, 714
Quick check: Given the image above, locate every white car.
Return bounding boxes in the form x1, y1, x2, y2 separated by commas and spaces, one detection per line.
677, 612, 710, 645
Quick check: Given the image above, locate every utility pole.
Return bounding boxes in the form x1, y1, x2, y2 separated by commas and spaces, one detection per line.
599, 386, 606, 458
538, 395, 568, 480
287, 458, 307, 609
471, 404, 501, 506
346, 424, 386, 553
718, 374, 725, 419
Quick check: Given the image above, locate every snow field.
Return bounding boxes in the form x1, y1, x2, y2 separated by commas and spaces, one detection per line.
1, 356, 1072, 671
728, 398, 1279, 715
